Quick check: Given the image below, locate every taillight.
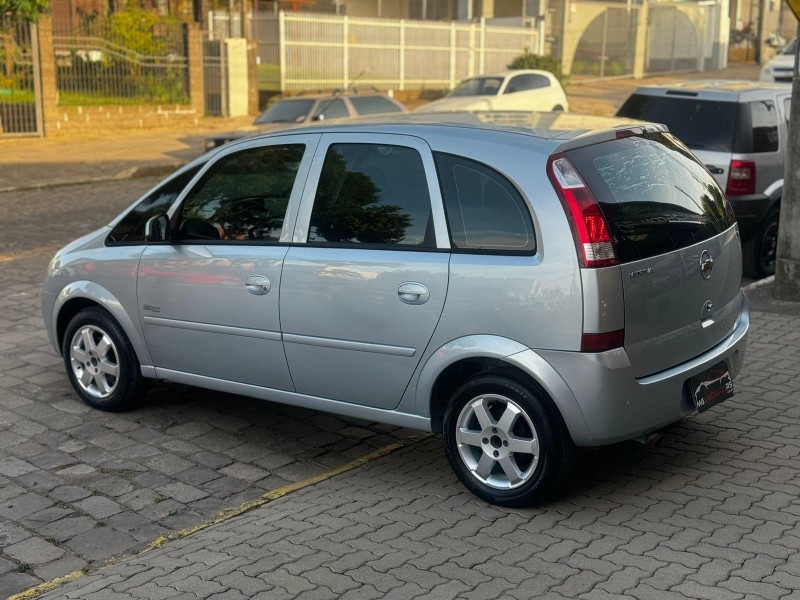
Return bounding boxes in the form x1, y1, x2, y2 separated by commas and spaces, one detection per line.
548, 154, 618, 268
726, 160, 756, 196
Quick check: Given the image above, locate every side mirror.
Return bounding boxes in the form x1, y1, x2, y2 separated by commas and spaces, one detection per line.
145, 214, 170, 243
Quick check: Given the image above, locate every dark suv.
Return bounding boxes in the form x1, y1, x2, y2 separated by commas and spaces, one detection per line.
617, 81, 791, 277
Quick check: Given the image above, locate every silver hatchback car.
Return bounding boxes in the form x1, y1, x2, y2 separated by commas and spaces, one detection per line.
42, 114, 749, 506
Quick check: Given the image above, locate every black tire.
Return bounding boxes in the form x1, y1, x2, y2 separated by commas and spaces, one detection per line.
742, 210, 779, 279
442, 374, 574, 507
552, 104, 565, 111
62, 307, 149, 412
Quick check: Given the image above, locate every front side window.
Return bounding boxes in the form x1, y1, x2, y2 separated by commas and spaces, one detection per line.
751, 100, 779, 152
349, 95, 403, 115
254, 99, 315, 124
435, 153, 535, 253
107, 165, 202, 244
314, 99, 349, 120
178, 144, 305, 242
308, 143, 434, 247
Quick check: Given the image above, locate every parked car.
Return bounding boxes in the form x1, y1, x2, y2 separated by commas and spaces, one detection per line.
43, 113, 748, 506
760, 38, 796, 83
616, 81, 791, 278
415, 70, 569, 114
204, 91, 407, 150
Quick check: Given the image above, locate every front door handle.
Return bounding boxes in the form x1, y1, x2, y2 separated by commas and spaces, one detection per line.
245, 275, 271, 296
397, 282, 430, 305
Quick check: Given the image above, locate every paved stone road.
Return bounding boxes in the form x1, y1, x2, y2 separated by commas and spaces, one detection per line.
32, 306, 800, 599
0, 180, 415, 598
2, 179, 800, 600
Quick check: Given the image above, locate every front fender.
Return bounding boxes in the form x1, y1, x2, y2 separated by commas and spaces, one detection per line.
415, 335, 593, 445
53, 281, 153, 368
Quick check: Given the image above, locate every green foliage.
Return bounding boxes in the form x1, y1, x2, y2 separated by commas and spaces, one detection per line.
507, 49, 568, 86
0, 0, 49, 21
108, 8, 179, 56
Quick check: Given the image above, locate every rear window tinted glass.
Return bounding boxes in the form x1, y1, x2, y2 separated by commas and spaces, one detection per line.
308, 144, 434, 247
254, 99, 314, 124
750, 100, 779, 152
566, 132, 734, 263
616, 94, 738, 152
349, 96, 403, 115
435, 153, 535, 252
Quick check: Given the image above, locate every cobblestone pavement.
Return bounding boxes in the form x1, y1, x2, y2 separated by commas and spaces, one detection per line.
3, 179, 800, 600
31, 305, 800, 599
0, 181, 417, 598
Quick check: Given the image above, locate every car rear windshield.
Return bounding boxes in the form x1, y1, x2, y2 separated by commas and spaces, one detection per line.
616, 95, 738, 152
566, 132, 735, 263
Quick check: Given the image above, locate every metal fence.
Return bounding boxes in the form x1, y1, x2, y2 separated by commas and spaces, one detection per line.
203, 39, 228, 116
571, 6, 638, 77
646, 2, 721, 74
0, 18, 41, 136
51, 12, 190, 105
243, 11, 540, 92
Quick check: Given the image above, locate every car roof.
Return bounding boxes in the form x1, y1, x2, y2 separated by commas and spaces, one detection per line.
219, 111, 663, 153
272, 91, 394, 102
466, 70, 553, 79
630, 80, 791, 101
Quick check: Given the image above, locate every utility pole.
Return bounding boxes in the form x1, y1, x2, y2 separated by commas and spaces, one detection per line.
774, 17, 800, 300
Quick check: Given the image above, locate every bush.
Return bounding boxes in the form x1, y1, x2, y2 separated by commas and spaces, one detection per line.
507, 49, 568, 86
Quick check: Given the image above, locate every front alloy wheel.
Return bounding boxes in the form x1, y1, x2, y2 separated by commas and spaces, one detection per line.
69, 325, 120, 399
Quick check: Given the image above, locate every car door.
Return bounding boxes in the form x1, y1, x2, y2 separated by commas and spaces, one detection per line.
280, 133, 450, 409
137, 134, 319, 389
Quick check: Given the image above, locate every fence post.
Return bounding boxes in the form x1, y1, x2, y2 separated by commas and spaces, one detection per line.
36, 14, 58, 136
343, 16, 349, 88
633, 3, 648, 79
187, 22, 204, 114
399, 20, 405, 91
279, 11, 286, 92
449, 22, 456, 89
30, 22, 44, 136
479, 18, 486, 74
468, 23, 475, 77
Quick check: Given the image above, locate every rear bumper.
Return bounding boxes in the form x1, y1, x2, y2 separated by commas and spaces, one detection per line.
538, 293, 750, 446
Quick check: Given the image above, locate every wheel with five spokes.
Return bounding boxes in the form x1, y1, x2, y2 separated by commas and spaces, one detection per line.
62, 307, 149, 412
443, 374, 574, 507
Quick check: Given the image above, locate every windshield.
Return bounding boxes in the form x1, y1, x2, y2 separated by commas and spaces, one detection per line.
447, 77, 504, 97
254, 99, 315, 124
782, 38, 797, 55
616, 95, 738, 152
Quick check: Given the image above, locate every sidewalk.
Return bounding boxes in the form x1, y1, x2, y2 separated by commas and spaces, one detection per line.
0, 65, 761, 192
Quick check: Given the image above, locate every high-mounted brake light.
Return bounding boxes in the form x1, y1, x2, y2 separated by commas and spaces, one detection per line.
726, 160, 756, 196
548, 154, 618, 268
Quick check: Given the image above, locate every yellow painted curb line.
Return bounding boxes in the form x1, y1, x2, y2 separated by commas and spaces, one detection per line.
8, 434, 431, 600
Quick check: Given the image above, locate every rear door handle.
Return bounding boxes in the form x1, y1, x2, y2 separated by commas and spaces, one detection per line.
706, 165, 724, 175
397, 282, 430, 305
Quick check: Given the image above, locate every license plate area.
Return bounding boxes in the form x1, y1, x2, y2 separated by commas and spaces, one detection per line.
687, 361, 734, 413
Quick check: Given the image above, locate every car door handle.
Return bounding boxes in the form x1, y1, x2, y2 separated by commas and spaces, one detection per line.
397, 282, 430, 305
245, 275, 271, 296
706, 165, 724, 175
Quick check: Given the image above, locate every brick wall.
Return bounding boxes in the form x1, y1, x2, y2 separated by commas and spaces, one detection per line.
47, 104, 201, 135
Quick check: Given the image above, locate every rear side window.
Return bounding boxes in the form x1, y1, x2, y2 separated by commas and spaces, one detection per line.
616, 94, 738, 152
314, 99, 349, 120
750, 100, 779, 152
435, 153, 535, 253
308, 143, 434, 247
107, 166, 201, 245
504, 74, 550, 94
178, 144, 305, 242
566, 132, 735, 263
349, 96, 403, 115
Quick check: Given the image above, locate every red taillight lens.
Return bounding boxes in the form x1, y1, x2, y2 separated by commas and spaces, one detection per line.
548, 155, 618, 268
581, 330, 625, 352
726, 160, 756, 196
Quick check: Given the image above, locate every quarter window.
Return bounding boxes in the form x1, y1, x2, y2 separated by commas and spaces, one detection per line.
435, 153, 535, 252
178, 144, 305, 242
751, 100, 779, 153
107, 165, 202, 245
308, 143, 434, 247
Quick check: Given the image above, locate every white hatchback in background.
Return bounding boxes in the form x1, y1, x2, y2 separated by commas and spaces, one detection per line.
415, 70, 569, 114
760, 38, 796, 83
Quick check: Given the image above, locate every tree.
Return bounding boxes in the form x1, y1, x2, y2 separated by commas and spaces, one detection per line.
0, 0, 49, 21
